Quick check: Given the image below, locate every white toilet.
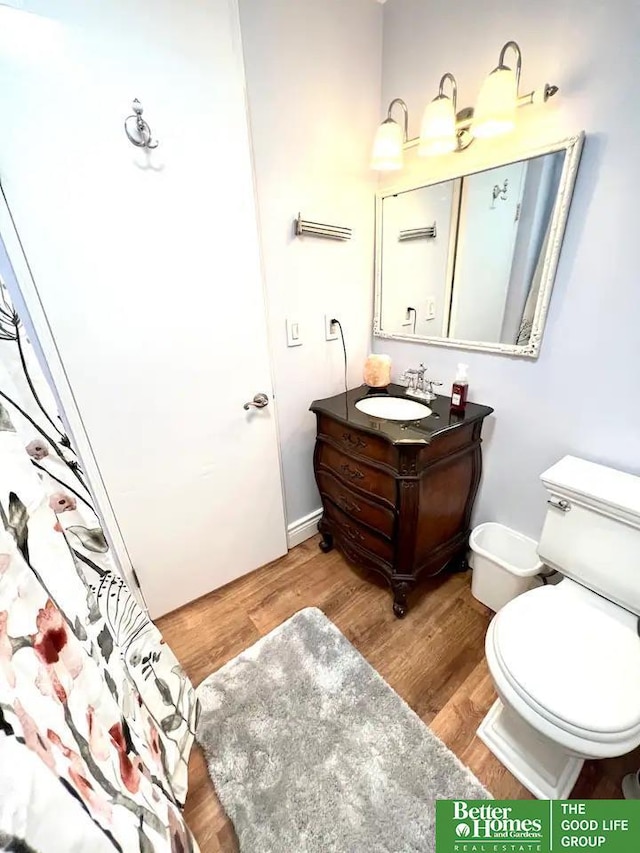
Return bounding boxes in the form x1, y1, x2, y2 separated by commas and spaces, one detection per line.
477, 455, 640, 799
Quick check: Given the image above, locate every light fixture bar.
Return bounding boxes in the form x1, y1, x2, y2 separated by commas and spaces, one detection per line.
517, 82, 560, 107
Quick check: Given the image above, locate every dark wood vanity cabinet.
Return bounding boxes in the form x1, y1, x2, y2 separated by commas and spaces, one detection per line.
310, 386, 493, 617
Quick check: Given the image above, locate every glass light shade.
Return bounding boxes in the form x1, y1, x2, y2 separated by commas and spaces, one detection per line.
418, 96, 457, 156
371, 119, 404, 170
472, 66, 518, 138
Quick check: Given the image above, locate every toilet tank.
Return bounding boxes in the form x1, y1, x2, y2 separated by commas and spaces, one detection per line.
539, 456, 640, 616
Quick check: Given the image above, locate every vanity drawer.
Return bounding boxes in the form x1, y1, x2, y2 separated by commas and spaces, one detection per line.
316, 469, 395, 539
316, 414, 398, 470
418, 422, 476, 467
323, 500, 393, 564
315, 441, 396, 507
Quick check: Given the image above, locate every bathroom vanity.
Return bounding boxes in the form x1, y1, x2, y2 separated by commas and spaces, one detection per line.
310, 385, 493, 617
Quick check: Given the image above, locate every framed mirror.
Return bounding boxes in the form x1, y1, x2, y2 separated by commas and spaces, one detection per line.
373, 133, 584, 357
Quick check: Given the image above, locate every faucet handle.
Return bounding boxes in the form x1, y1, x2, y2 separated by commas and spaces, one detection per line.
402, 368, 421, 391
424, 378, 443, 400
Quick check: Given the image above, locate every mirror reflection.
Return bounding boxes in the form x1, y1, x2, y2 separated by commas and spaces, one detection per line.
378, 149, 566, 349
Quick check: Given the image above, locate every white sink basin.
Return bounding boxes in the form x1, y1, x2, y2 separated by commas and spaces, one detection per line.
355, 396, 431, 421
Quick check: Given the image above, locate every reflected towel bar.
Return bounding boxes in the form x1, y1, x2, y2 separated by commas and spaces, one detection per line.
399, 224, 437, 241
294, 213, 352, 241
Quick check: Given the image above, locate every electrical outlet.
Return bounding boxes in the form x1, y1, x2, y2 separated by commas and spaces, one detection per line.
324, 314, 339, 341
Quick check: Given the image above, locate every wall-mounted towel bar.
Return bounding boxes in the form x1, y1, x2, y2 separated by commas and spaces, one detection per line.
398, 223, 437, 241
294, 213, 352, 241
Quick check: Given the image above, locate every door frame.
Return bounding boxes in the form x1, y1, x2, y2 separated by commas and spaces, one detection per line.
0, 180, 148, 610
232, 0, 290, 532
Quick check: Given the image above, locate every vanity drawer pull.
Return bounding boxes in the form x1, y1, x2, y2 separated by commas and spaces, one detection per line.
342, 522, 365, 543
342, 431, 367, 450
547, 497, 571, 512
324, 497, 393, 561
335, 494, 362, 514
340, 463, 365, 481
315, 441, 396, 505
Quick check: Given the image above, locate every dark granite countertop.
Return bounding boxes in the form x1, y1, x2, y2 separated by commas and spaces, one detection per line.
310, 384, 494, 446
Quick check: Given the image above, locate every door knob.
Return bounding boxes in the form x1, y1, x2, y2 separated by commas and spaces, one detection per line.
243, 392, 269, 411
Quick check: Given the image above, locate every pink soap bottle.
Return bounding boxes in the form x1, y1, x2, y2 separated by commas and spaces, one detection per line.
450, 363, 469, 414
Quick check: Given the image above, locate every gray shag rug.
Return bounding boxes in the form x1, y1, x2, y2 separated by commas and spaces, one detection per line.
196, 607, 488, 852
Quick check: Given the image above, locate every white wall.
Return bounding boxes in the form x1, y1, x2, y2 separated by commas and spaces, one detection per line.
0, 0, 286, 615
376, 0, 640, 539
238, 0, 383, 529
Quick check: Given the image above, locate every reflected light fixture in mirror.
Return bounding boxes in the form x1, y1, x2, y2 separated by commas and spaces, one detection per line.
418, 72, 458, 156
371, 98, 408, 171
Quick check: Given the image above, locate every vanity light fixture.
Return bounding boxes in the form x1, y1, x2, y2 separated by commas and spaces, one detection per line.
418, 73, 458, 156
473, 41, 559, 138
372, 40, 558, 169
472, 41, 521, 137
370, 98, 408, 170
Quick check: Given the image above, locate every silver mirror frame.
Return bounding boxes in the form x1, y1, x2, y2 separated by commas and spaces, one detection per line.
373, 131, 585, 358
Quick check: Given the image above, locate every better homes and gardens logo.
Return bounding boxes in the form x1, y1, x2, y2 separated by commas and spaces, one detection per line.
436, 800, 640, 853
452, 801, 543, 846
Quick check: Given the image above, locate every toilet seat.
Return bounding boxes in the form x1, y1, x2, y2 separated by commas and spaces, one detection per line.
489, 586, 640, 745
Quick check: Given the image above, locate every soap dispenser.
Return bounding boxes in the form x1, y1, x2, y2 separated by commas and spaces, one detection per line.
450, 363, 469, 413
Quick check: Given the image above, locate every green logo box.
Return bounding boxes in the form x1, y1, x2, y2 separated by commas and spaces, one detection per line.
436, 800, 640, 853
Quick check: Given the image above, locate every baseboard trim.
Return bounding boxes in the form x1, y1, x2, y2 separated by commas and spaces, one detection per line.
287, 508, 322, 549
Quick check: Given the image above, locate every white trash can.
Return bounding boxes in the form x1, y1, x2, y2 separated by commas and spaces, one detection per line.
469, 522, 543, 612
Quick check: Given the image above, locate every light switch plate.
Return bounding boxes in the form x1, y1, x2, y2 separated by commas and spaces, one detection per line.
425, 297, 436, 321
286, 319, 302, 347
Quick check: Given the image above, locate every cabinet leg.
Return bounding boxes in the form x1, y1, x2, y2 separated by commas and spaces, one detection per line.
318, 522, 334, 554
448, 552, 469, 574
319, 534, 333, 554
391, 580, 411, 619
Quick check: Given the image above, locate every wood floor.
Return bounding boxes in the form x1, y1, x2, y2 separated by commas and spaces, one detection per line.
157, 535, 640, 852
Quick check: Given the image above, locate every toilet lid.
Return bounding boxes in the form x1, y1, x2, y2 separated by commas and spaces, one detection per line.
494, 587, 640, 735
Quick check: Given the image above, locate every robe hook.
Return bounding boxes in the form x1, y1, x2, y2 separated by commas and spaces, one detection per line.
124, 98, 159, 150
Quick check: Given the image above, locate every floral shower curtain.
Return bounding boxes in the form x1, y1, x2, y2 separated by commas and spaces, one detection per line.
0, 280, 199, 851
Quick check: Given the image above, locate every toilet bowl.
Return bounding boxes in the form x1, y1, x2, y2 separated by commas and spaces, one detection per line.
477, 456, 640, 799
478, 580, 640, 798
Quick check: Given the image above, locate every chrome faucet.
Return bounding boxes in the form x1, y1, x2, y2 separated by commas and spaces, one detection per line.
403, 364, 425, 392
400, 363, 442, 402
